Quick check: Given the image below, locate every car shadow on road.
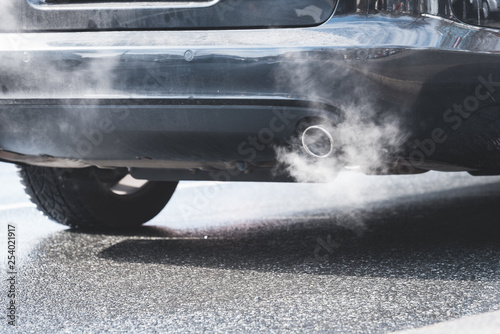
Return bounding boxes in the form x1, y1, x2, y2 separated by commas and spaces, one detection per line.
78, 181, 500, 281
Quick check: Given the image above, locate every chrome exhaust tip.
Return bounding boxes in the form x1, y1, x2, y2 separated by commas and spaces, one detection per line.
301, 125, 334, 158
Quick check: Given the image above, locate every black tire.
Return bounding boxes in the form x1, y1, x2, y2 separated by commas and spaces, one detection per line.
18, 165, 178, 230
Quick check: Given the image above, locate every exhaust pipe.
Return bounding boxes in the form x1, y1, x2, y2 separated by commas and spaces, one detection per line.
301, 125, 334, 158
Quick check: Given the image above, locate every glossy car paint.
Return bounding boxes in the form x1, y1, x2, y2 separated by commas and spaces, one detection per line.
6, 0, 336, 31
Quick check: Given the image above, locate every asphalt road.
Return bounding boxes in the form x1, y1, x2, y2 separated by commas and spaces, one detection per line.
1, 162, 500, 333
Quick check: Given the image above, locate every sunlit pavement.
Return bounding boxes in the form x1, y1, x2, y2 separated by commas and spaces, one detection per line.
1, 162, 500, 333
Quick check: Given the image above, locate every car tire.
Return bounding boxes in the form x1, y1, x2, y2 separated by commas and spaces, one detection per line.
18, 165, 178, 230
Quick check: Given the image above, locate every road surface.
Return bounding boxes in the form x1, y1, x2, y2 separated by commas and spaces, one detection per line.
1, 162, 500, 333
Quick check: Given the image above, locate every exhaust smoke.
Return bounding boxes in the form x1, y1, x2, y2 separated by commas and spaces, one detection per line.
276, 104, 407, 184
272, 48, 410, 185
0, 0, 18, 31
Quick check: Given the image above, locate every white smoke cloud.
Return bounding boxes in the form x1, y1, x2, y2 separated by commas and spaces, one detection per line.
0, 0, 18, 31
274, 73, 408, 184
0, 5, 123, 161
276, 108, 406, 181
272, 50, 414, 227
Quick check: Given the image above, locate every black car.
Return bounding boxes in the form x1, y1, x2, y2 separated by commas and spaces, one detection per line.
0, 0, 499, 229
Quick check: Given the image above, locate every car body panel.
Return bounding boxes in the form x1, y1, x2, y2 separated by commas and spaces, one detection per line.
3, 0, 336, 32
1, 0, 500, 180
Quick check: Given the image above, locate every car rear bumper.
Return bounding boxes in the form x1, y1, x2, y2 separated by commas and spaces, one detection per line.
0, 98, 336, 174
1, 14, 500, 179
